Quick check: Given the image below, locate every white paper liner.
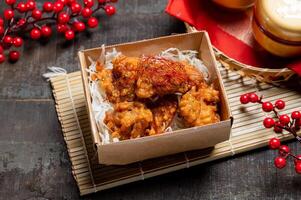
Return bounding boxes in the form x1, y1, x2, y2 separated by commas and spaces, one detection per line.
87, 46, 211, 144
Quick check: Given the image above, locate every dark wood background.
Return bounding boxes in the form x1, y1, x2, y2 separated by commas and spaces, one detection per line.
0, 0, 300, 199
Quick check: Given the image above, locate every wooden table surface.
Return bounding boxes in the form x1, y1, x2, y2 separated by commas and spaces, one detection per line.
0, 1, 301, 199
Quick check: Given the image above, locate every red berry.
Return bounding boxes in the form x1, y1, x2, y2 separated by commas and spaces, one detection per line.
13, 37, 23, 47
3, 35, 13, 44
65, 30, 75, 40
71, 3, 82, 13
279, 114, 290, 125
0, 26, 4, 35
26, 1, 36, 10
273, 121, 283, 133
41, 26, 52, 37
4, 9, 14, 20
279, 145, 290, 157
17, 18, 27, 27
262, 102, 273, 112
249, 93, 258, 103
240, 94, 249, 104
58, 12, 70, 24
275, 100, 285, 110
263, 117, 275, 128
81, 7, 92, 18
67, 0, 76, 5
111, 0, 118, 2
87, 17, 98, 28
104, 5, 116, 16
9, 50, 20, 62
291, 111, 301, 120
53, 1, 64, 13
17, 2, 28, 13
30, 28, 41, 40
274, 157, 286, 169
5, 0, 16, 5
58, 0, 68, 4
294, 155, 301, 165
43, 2, 53, 12
0, 18, 4, 26
57, 24, 68, 33
295, 163, 301, 174
98, 0, 106, 3
84, 0, 94, 8
32, 9, 42, 20
0, 46, 3, 54
268, 138, 281, 149
73, 22, 86, 32
0, 54, 5, 63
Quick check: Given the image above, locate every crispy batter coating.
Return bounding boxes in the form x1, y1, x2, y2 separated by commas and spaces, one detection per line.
95, 62, 120, 103
95, 56, 140, 103
112, 55, 140, 102
181, 61, 204, 86
147, 96, 178, 136
97, 56, 204, 102
104, 102, 153, 140
136, 56, 204, 98
179, 84, 220, 127
94, 54, 221, 141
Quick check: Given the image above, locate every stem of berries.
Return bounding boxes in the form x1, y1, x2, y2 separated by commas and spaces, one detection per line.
0, 0, 117, 63
240, 93, 301, 174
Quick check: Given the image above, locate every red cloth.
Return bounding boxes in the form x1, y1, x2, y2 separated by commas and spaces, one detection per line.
165, 0, 301, 76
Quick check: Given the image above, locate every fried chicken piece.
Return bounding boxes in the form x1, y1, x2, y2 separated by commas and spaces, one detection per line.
112, 55, 140, 101
146, 96, 178, 136
136, 56, 204, 98
179, 84, 220, 127
95, 61, 120, 103
104, 102, 153, 140
198, 84, 220, 103
181, 61, 204, 86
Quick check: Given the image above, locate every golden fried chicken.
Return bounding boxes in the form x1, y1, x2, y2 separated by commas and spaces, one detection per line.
179, 84, 220, 127
104, 102, 153, 140
146, 96, 178, 136
199, 84, 220, 103
136, 56, 204, 98
112, 55, 140, 101
181, 61, 204, 86
95, 61, 120, 103
94, 53, 219, 141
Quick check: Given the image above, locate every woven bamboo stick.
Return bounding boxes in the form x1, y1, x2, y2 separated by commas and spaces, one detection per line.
50, 61, 301, 196
184, 23, 295, 83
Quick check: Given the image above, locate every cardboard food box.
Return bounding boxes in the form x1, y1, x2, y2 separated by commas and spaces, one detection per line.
78, 31, 232, 165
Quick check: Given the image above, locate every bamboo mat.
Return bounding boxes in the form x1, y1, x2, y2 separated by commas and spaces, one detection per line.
50, 64, 301, 196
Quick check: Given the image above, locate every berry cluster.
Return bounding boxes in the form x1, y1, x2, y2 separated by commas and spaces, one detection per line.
0, 0, 117, 63
240, 93, 301, 174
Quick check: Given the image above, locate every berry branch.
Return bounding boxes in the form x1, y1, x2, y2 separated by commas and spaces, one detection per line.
240, 93, 301, 174
0, 0, 117, 63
